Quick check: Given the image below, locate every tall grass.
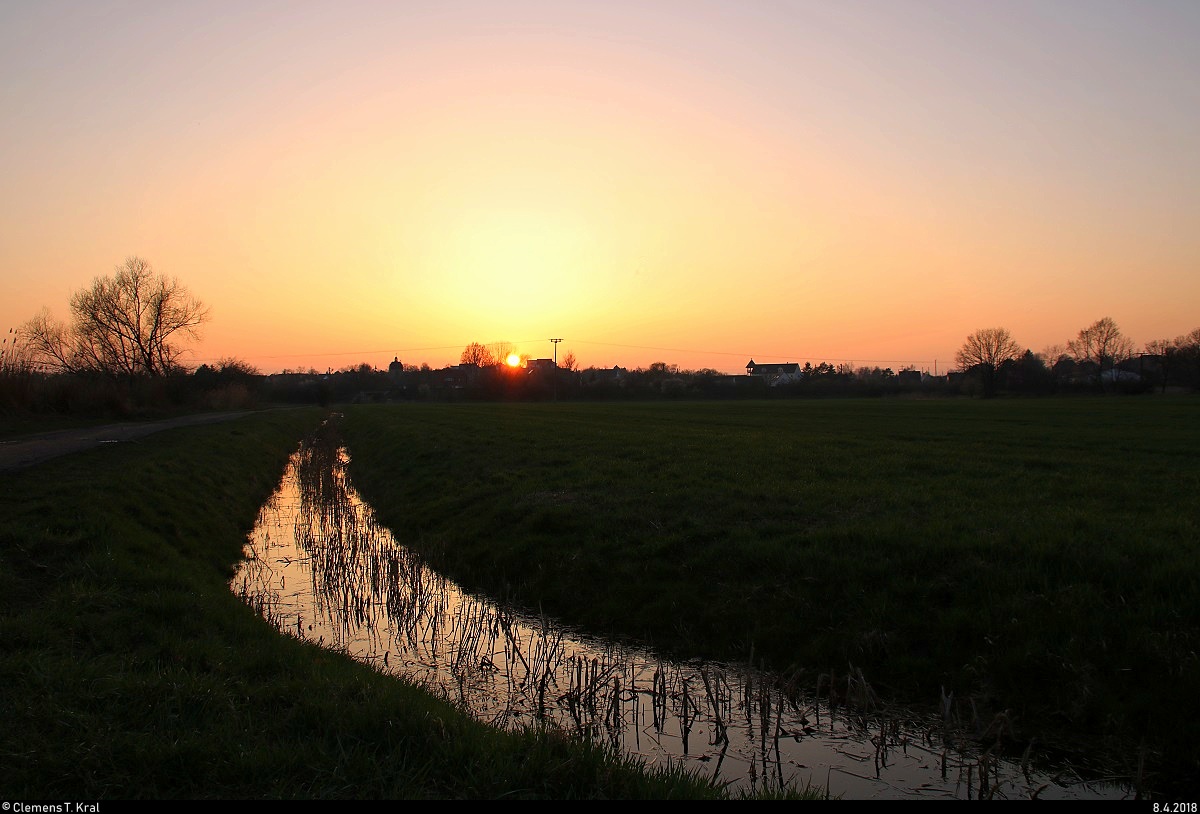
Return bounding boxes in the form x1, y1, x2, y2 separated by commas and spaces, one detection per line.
0, 327, 38, 412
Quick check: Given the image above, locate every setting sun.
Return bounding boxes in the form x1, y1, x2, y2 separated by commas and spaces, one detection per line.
1, 1, 1197, 376
505, 353, 522, 368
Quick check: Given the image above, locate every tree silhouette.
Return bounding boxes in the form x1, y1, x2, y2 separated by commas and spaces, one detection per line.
460, 342, 496, 367
1145, 338, 1175, 393
1173, 328, 1200, 390
955, 327, 1023, 397
1068, 317, 1135, 390
22, 257, 209, 378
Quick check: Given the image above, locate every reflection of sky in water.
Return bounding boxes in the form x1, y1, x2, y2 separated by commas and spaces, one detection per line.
232, 440, 1129, 800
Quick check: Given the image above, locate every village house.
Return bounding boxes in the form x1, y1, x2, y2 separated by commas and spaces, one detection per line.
525, 358, 557, 374
745, 359, 802, 385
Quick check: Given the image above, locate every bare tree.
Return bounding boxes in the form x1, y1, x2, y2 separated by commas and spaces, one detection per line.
22, 257, 209, 378
460, 342, 496, 367
955, 327, 1023, 396
1173, 328, 1200, 390
20, 309, 73, 373
215, 356, 260, 377
459, 341, 516, 367
561, 350, 578, 372
487, 341, 516, 366
1145, 338, 1174, 393
1038, 344, 1073, 390
1040, 344, 1066, 364
1068, 317, 1135, 390
956, 327, 1023, 370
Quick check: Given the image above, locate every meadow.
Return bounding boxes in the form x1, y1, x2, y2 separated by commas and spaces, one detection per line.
337, 397, 1200, 795
0, 408, 738, 799
2, 397, 1196, 798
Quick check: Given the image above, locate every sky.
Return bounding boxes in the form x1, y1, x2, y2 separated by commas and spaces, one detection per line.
2, 0, 1197, 374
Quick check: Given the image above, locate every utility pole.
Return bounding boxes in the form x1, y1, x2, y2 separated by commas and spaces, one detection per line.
550, 338, 563, 401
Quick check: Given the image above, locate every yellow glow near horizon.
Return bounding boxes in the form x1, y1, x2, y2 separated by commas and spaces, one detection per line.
2, 3, 1198, 375
505, 353, 521, 367
439, 204, 597, 322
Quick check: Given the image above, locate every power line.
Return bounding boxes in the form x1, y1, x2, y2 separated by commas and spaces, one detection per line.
569, 339, 939, 367
191, 338, 554, 364
190, 344, 462, 363
190, 337, 943, 370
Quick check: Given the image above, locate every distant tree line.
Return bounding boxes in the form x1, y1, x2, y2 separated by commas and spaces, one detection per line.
4, 258, 1199, 416
955, 318, 1200, 398
259, 323, 1200, 404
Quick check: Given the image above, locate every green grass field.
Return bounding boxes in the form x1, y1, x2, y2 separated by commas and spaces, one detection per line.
0, 408, 740, 799
337, 397, 1200, 794
3, 397, 1196, 797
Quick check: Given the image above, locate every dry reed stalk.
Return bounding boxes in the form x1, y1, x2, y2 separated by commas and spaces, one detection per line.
652, 667, 667, 733
772, 688, 785, 787
680, 675, 693, 755
757, 675, 771, 757
607, 677, 622, 730
699, 668, 729, 747
500, 618, 533, 676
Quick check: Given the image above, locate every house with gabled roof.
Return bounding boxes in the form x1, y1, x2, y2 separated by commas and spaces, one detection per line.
745, 359, 802, 385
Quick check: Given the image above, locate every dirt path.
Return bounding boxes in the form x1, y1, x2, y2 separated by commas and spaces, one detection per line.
0, 411, 258, 473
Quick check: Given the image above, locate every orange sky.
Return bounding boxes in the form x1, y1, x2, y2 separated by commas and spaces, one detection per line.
2, 1, 1197, 374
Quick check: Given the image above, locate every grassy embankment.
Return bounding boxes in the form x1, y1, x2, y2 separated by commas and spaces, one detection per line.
339, 398, 1200, 795
0, 408, 737, 799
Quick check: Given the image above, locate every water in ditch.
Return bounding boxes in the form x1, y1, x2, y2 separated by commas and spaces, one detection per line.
231, 428, 1132, 800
